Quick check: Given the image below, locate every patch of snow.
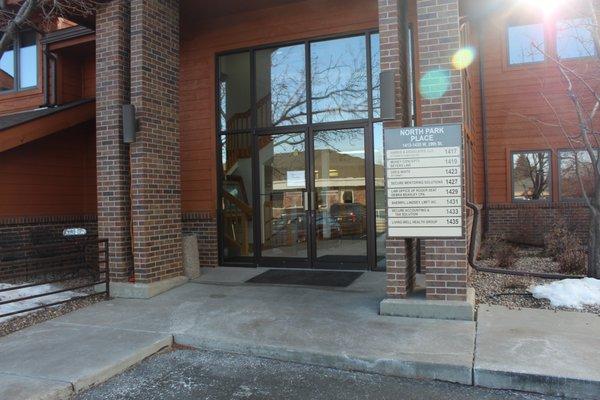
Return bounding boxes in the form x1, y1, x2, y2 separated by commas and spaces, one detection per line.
0, 283, 86, 323
529, 278, 600, 309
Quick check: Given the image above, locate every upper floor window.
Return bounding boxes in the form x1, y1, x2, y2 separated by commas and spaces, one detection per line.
511, 151, 551, 202
0, 31, 38, 92
218, 32, 379, 132
508, 23, 545, 65
556, 18, 597, 59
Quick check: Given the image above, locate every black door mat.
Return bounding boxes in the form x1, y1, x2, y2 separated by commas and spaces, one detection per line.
246, 269, 363, 288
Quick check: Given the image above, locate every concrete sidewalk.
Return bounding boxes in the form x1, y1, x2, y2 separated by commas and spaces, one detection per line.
0, 269, 598, 399
475, 305, 600, 399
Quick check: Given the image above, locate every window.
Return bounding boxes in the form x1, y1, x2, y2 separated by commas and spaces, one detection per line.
217, 32, 378, 132
255, 44, 306, 127
220, 133, 254, 261
217, 32, 380, 264
559, 150, 598, 200
373, 122, 386, 268
556, 18, 597, 59
406, 25, 417, 126
0, 40, 14, 91
310, 36, 368, 123
0, 31, 38, 92
512, 151, 551, 201
508, 23, 545, 65
370, 33, 381, 119
218, 52, 251, 131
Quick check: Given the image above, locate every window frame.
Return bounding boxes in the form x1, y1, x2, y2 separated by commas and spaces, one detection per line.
505, 14, 599, 68
216, 30, 380, 135
215, 30, 382, 267
506, 21, 547, 67
557, 148, 599, 202
0, 30, 39, 94
510, 149, 553, 203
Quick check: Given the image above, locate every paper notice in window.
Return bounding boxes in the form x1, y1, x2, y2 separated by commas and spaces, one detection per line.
287, 171, 306, 188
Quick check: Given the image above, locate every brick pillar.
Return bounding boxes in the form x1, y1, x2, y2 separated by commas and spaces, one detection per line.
416, 0, 468, 301
96, 0, 132, 282
130, 0, 183, 283
379, 0, 415, 298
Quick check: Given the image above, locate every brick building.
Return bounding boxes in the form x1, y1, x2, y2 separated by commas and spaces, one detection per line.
0, 0, 597, 309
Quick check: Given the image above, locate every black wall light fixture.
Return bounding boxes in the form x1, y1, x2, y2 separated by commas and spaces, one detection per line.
380, 70, 396, 120
123, 104, 137, 144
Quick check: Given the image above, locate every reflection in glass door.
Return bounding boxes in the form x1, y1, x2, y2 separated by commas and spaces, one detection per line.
313, 128, 367, 267
259, 133, 308, 260
217, 31, 383, 270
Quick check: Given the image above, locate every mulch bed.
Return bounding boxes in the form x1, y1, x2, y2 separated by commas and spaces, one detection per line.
471, 246, 600, 316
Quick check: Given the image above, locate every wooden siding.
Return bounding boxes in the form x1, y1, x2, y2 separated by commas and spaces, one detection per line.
180, 0, 379, 213
0, 120, 96, 217
461, 19, 485, 205
478, 6, 598, 205
57, 45, 96, 103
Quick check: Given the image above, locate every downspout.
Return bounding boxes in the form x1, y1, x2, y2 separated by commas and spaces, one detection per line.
42, 47, 58, 107
42, 43, 49, 105
477, 23, 490, 233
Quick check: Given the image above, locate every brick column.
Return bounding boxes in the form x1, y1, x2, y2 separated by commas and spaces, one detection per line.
379, 0, 415, 298
129, 0, 184, 283
96, 0, 132, 282
416, 0, 468, 301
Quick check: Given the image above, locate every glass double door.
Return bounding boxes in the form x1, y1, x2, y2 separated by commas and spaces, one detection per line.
259, 127, 369, 269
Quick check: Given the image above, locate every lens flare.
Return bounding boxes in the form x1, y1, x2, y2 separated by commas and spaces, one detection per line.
419, 69, 450, 100
521, 0, 562, 17
452, 47, 476, 70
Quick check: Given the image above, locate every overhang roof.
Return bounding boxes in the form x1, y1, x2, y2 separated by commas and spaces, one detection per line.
0, 99, 95, 153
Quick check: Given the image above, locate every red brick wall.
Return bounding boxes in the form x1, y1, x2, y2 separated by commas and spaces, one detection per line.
129, 0, 183, 283
486, 204, 590, 246
0, 215, 98, 280
379, 0, 415, 298
416, 0, 468, 301
95, 0, 133, 282
182, 212, 218, 269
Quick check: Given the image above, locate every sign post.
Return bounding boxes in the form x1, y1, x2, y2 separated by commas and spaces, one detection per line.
384, 124, 463, 238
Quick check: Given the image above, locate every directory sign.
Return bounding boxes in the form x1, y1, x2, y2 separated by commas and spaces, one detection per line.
384, 125, 463, 238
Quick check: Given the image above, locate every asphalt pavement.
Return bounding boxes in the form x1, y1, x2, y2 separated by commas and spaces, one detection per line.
76, 349, 568, 400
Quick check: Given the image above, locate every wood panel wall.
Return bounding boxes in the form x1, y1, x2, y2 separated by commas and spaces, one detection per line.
179, 0, 379, 214
478, 6, 597, 204
57, 45, 96, 103
0, 120, 96, 218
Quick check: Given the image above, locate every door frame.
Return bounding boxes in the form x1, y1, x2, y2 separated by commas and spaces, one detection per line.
307, 123, 375, 270
216, 30, 383, 271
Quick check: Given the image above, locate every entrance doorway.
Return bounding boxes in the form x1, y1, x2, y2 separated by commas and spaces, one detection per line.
217, 31, 385, 270
259, 127, 368, 269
